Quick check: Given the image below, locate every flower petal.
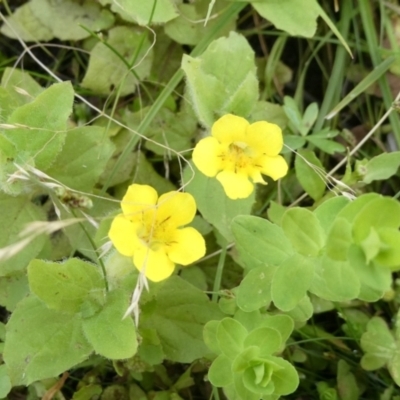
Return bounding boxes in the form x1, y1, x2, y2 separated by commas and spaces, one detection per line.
212, 114, 249, 144
167, 227, 206, 265
259, 155, 288, 180
250, 169, 267, 184
156, 191, 197, 228
246, 121, 283, 156
109, 214, 141, 257
216, 170, 254, 199
121, 184, 158, 221
133, 245, 175, 282
192, 136, 224, 177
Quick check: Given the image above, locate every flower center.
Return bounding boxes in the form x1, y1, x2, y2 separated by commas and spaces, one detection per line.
225, 141, 255, 171
137, 213, 173, 250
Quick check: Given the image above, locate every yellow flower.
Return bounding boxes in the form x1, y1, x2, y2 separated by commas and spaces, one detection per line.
108, 184, 206, 282
192, 114, 288, 199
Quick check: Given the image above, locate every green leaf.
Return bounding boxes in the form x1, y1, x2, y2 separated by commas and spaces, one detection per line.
267, 200, 287, 225
1, 67, 43, 107
127, 107, 197, 157
295, 149, 326, 201
182, 31, 258, 127
0, 271, 29, 311
337, 360, 360, 400
203, 320, 221, 355
271, 254, 314, 311
208, 354, 234, 387
0, 1, 53, 41
348, 245, 391, 302
81, 26, 153, 96
301, 102, 318, 135
140, 276, 224, 363
251, 0, 319, 38
236, 266, 277, 312
360, 228, 381, 264
233, 311, 293, 345
217, 318, 247, 360
375, 228, 400, 269
281, 208, 324, 257
325, 218, 352, 261
310, 255, 360, 302
314, 196, 350, 233
184, 163, 254, 242
362, 152, 400, 183
0, 364, 11, 399
1, 0, 114, 41
352, 197, 400, 243
28, 258, 105, 314
137, 328, 165, 365
104, 0, 179, 25
36, 0, 114, 40
232, 346, 260, 373
164, 1, 235, 45
82, 290, 137, 360
232, 371, 260, 400
248, 101, 288, 128
232, 215, 293, 269
361, 317, 396, 371
282, 96, 302, 132
72, 384, 103, 400
4, 296, 92, 385
282, 134, 306, 153
4, 81, 74, 170
0, 193, 47, 276
388, 349, 400, 387
244, 327, 282, 356
48, 126, 115, 191
306, 136, 345, 155
58, 191, 116, 262
269, 357, 299, 395
336, 193, 379, 223
284, 295, 313, 322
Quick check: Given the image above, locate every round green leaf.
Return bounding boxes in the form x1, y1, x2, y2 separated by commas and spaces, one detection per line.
314, 196, 350, 233
310, 255, 360, 302
203, 320, 221, 355
244, 327, 282, 356
326, 218, 352, 261
375, 228, 400, 269
271, 254, 315, 311
269, 356, 300, 395
281, 208, 324, 257
352, 197, 400, 242
232, 215, 293, 269
217, 318, 247, 359
208, 354, 233, 387
237, 266, 276, 312
336, 193, 379, 223
82, 290, 137, 360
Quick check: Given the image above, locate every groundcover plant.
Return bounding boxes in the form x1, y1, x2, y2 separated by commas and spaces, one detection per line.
2, 0, 400, 399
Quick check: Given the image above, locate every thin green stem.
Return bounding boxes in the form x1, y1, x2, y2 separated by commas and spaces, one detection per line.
212, 387, 220, 400
212, 246, 227, 303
